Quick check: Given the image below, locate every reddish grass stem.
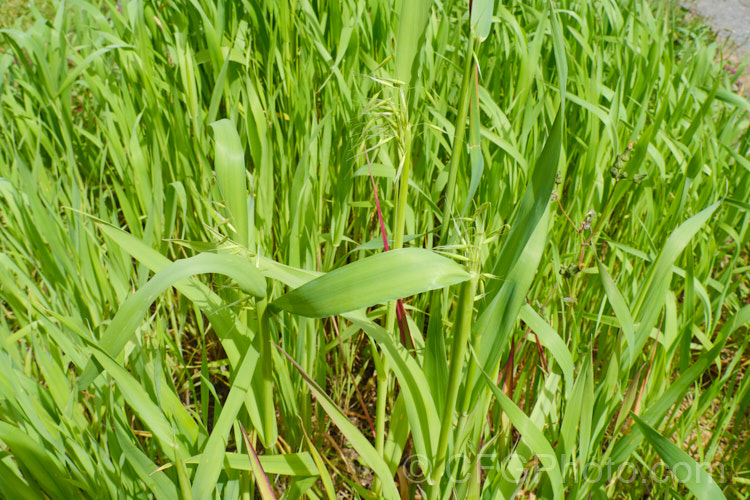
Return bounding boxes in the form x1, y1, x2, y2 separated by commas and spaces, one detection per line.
364, 148, 413, 350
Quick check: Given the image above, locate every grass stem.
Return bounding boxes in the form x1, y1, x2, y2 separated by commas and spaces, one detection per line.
429, 275, 477, 493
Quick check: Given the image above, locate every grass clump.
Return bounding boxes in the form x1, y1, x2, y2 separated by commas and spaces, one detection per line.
0, 0, 53, 30
0, 0, 749, 498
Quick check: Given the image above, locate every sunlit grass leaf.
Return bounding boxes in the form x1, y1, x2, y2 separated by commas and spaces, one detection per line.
596, 257, 636, 365
0, 422, 75, 499
272, 248, 470, 318
632, 415, 726, 500
609, 305, 750, 468
629, 202, 720, 362
395, 0, 433, 89
463, 66, 484, 215
211, 118, 251, 247
301, 431, 336, 500
114, 424, 179, 499
474, 210, 550, 388
83, 342, 184, 460
0, 459, 44, 500
345, 310, 440, 471
548, 0, 568, 103
471, 0, 493, 40
519, 303, 574, 392
183, 452, 318, 476
490, 109, 562, 282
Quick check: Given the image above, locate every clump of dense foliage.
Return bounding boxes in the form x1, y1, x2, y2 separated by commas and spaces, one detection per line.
0, 0, 749, 498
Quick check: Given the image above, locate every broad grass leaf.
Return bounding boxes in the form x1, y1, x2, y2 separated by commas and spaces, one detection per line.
714, 87, 750, 114
184, 452, 318, 476
558, 361, 589, 460
114, 424, 179, 499
95, 225, 269, 444
84, 343, 184, 460
632, 415, 726, 500
272, 248, 470, 318
395, 0, 432, 89
302, 433, 337, 500
471, 0, 494, 40
629, 202, 719, 363
346, 310, 440, 473
211, 119, 251, 247
0, 459, 44, 500
96, 223, 253, 364
474, 210, 551, 391
424, 292, 448, 414
490, 108, 563, 282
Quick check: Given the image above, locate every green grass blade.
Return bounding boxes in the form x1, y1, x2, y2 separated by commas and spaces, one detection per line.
471, 0, 494, 40
629, 202, 720, 361
114, 424, 179, 499
272, 248, 470, 318
211, 119, 251, 247
548, 0, 568, 103
596, 257, 636, 365
490, 109, 562, 282
519, 304, 574, 393
239, 423, 276, 500
632, 415, 726, 500
84, 343, 183, 460
609, 305, 750, 467
0, 422, 75, 499
476, 353, 564, 499
301, 430, 336, 500
275, 343, 400, 500
79, 252, 265, 387
463, 66, 484, 215
191, 345, 260, 499
95, 224, 252, 365
346, 310, 440, 472
395, 0, 432, 89
474, 210, 551, 386
0, 460, 44, 500
185, 452, 318, 476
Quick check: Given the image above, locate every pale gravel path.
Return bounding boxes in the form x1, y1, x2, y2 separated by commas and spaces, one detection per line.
680, 0, 750, 94
682, 0, 750, 53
